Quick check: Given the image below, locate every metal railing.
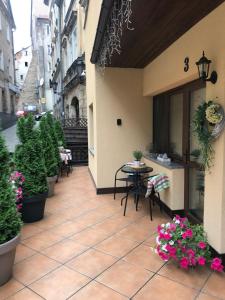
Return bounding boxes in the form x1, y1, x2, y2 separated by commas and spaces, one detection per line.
63, 118, 87, 128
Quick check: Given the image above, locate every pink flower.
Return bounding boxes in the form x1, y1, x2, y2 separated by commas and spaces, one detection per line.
211, 258, 224, 272
158, 251, 169, 261
198, 241, 206, 249
198, 257, 206, 266
187, 249, 195, 257
170, 223, 176, 231
182, 229, 193, 239
164, 233, 172, 240
180, 257, 189, 269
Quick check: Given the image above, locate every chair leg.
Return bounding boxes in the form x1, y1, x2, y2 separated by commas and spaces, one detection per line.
123, 193, 129, 216
149, 197, 153, 221
136, 194, 140, 211
113, 179, 116, 200
157, 192, 163, 213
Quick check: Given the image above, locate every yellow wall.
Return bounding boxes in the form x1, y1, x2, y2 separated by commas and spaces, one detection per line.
143, 3, 225, 253
95, 68, 151, 188
85, 1, 225, 253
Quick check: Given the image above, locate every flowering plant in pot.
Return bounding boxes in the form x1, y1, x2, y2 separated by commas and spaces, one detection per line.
156, 215, 224, 272
0, 134, 22, 286
14, 114, 48, 223
39, 117, 58, 197
10, 171, 25, 211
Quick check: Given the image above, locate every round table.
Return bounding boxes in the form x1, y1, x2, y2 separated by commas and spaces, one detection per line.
121, 165, 153, 175
121, 165, 153, 208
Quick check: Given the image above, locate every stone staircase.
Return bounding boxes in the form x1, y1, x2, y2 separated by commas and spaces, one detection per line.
17, 51, 39, 111
63, 118, 88, 165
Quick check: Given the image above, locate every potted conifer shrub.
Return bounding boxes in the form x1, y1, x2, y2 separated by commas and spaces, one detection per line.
46, 113, 61, 167
54, 119, 66, 147
39, 117, 58, 197
14, 114, 48, 223
0, 134, 22, 286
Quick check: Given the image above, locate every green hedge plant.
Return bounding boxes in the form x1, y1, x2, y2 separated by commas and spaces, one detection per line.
54, 119, 66, 147
0, 134, 22, 244
14, 116, 48, 197
46, 113, 61, 166
39, 117, 58, 177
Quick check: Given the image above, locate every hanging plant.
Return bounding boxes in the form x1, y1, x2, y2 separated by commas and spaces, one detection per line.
193, 100, 225, 170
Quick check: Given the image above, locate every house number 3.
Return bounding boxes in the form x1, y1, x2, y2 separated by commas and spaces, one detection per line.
184, 57, 189, 72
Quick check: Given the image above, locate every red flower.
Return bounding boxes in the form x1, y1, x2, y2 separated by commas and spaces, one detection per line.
198, 241, 206, 249
211, 258, 224, 272
180, 257, 189, 269
182, 229, 193, 239
198, 257, 206, 266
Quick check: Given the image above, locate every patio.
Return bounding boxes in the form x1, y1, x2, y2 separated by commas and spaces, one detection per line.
0, 167, 224, 300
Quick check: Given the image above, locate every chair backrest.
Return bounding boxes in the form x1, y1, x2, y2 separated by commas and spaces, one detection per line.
115, 164, 126, 178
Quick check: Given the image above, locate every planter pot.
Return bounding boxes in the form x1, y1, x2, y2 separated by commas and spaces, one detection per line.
0, 235, 20, 286
47, 176, 57, 197
21, 192, 47, 223
133, 160, 140, 167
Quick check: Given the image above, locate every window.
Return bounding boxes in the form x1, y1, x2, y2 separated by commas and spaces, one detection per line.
20, 75, 24, 80
25, 51, 28, 56
48, 45, 51, 55
6, 25, 10, 41
47, 25, 50, 35
89, 103, 94, 154
0, 50, 4, 71
25, 62, 28, 67
2, 90, 7, 113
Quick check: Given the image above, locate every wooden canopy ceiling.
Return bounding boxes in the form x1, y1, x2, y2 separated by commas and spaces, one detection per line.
91, 0, 225, 68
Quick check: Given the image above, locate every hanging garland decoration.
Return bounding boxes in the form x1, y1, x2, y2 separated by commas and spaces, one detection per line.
97, 0, 134, 70
193, 100, 225, 170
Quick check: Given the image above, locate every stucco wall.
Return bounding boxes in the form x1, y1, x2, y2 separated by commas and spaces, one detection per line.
95, 68, 151, 188
143, 3, 225, 253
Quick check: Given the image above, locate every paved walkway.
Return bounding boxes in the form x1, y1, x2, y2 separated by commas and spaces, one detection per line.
0, 167, 224, 299
1, 125, 19, 153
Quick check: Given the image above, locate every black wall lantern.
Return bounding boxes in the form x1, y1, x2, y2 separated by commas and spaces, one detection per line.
49, 79, 58, 94
196, 51, 217, 84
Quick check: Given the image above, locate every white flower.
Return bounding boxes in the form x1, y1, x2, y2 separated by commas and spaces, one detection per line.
173, 217, 176, 221
161, 224, 165, 227
169, 240, 174, 245
162, 244, 168, 252
156, 236, 161, 245
175, 220, 180, 224
160, 229, 165, 234
166, 222, 170, 228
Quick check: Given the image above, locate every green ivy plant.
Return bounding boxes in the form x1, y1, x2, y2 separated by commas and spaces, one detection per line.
0, 134, 22, 244
193, 101, 215, 170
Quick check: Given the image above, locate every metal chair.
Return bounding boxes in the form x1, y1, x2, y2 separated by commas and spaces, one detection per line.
122, 175, 162, 220
113, 165, 135, 199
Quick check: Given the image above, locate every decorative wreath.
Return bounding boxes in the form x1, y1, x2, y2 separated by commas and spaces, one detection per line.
193, 100, 225, 170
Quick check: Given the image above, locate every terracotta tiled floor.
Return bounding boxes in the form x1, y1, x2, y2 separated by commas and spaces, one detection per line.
0, 167, 225, 299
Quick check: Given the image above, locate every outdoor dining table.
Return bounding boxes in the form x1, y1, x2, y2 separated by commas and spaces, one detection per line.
121, 165, 153, 205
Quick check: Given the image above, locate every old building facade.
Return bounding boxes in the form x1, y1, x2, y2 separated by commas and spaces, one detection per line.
15, 45, 32, 91
31, 0, 53, 112
0, 0, 18, 128
46, 0, 86, 120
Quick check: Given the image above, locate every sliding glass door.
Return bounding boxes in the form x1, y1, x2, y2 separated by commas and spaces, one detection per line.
153, 80, 206, 222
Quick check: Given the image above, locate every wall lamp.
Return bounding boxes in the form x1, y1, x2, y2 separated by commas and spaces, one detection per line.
196, 51, 217, 84
49, 79, 58, 93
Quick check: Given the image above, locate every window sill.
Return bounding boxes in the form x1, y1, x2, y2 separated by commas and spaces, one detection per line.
144, 153, 184, 170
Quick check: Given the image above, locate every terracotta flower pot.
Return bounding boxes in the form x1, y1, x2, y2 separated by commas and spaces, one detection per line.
0, 235, 20, 286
